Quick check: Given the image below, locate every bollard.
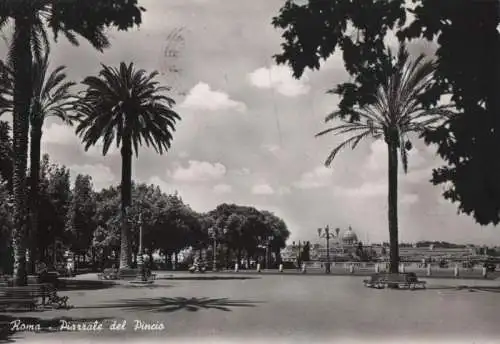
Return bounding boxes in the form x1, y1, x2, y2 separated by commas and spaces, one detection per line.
400, 263, 405, 273
349, 264, 354, 274
375, 263, 379, 273
279, 264, 283, 272
427, 264, 432, 276
301, 263, 307, 274
234, 264, 239, 273
454, 264, 459, 277
256, 263, 261, 273
482, 267, 487, 278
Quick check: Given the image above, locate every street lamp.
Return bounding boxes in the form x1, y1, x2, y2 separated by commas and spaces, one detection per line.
318, 225, 337, 273
209, 227, 217, 272
265, 235, 274, 269
137, 213, 146, 281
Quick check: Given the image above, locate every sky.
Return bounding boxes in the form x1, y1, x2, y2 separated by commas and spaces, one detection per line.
2, 0, 499, 245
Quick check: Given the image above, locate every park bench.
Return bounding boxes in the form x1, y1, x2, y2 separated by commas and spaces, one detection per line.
0, 284, 69, 310
386, 273, 426, 289
364, 273, 426, 289
404, 272, 427, 289
98, 268, 119, 280
120, 268, 157, 281
363, 274, 386, 289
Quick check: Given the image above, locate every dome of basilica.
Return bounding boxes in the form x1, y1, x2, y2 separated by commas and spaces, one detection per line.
341, 227, 358, 243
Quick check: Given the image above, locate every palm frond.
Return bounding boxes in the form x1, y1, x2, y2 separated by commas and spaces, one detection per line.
324, 130, 374, 167
75, 62, 181, 157
318, 42, 456, 175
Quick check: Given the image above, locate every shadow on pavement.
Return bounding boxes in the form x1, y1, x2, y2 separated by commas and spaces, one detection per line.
78, 296, 263, 313
158, 276, 260, 281
117, 284, 174, 289
426, 285, 500, 293
0, 315, 112, 343
57, 279, 116, 292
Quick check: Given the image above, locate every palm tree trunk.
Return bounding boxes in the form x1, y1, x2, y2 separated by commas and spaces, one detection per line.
11, 17, 33, 287
119, 137, 132, 270
28, 122, 42, 273
387, 141, 399, 274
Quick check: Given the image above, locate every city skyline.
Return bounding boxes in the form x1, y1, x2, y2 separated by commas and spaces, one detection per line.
0, 0, 498, 245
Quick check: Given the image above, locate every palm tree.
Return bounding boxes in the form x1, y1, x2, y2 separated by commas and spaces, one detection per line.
75, 62, 181, 270
316, 44, 455, 274
0, 0, 143, 286
0, 48, 77, 271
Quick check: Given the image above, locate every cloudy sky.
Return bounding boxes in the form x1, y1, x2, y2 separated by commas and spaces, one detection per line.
3, 0, 499, 245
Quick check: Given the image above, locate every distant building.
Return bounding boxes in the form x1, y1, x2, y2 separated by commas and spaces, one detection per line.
281, 227, 481, 262
281, 227, 368, 262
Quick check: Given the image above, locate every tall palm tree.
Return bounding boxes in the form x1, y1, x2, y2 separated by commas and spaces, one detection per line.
316, 44, 455, 274
0, 0, 143, 286
75, 62, 181, 270
0, 48, 77, 271
30, 50, 77, 270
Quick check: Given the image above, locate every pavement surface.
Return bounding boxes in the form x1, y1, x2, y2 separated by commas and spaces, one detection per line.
2, 272, 500, 343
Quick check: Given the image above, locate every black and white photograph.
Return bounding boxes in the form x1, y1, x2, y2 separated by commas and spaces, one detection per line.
0, 0, 499, 343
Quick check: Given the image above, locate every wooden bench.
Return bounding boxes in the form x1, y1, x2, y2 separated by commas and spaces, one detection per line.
121, 268, 156, 281
404, 272, 427, 289
0, 284, 69, 310
0, 286, 38, 310
363, 274, 386, 289
386, 273, 426, 289
364, 273, 426, 289
98, 268, 119, 280
119, 268, 139, 280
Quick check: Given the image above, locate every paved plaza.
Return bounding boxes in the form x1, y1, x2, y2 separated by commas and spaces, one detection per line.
2, 272, 500, 343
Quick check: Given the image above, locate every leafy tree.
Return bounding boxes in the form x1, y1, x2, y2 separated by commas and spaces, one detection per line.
92, 186, 121, 266
36, 155, 71, 265
0, 0, 144, 286
401, 1, 500, 225
65, 174, 97, 263
261, 210, 290, 264
315, 44, 453, 273
75, 62, 180, 270
272, 0, 500, 226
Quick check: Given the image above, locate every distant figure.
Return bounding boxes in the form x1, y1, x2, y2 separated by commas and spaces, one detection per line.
66, 259, 74, 277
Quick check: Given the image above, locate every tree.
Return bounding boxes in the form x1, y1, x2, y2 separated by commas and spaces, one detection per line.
402, 1, 500, 225
272, 0, 500, 226
92, 186, 121, 266
0, 120, 12, 190
36, 155, 71, 265
0, 48, 78, 269
75, 62, 180, 270
0, 0, 144, 286
260, 210, 290, 264
65, 174, 97, 263
315, 44, 454, 274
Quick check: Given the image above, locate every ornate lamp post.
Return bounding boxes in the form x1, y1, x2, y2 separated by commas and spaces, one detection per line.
318, 225, 337, 273
208, 227, 217, 272
265, 235, 274, 269
137, 213, 146, 281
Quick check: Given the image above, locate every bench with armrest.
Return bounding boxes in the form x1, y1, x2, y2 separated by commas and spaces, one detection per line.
386, 273, 426, 289
98, 268, 119, 280
120, 268, 156, 281
119, 268, 140, 280
363, 274, 386, 289
0, 284, 67, 310
363, 273, 426, 289
404, 272, 426, 289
